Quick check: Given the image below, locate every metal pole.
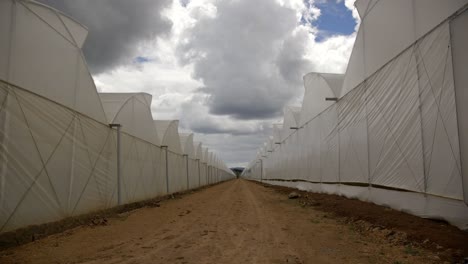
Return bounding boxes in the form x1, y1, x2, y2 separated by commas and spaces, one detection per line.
117, 126, 121, 205
109, 124, 122, 205
260, 159, 263, 182
161, 146, 169, 193
197, 159, 201, 187
184, 154, 189, 190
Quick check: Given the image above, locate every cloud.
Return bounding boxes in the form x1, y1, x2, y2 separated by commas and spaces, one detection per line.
176, 0, 308, 120
84, 0, 360, 166
37, 0, 173, 73
175, 0, 357, 122
178, 94, 272, 135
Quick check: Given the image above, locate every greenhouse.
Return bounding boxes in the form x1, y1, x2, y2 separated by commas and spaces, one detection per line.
243, 0, 468, 229
0, 0, 234, 233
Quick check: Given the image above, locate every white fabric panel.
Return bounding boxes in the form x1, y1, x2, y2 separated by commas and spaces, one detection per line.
297, 128, 307, 180
154, 120, 182, 153
281, 106, 301, 141
355, 0, 371, 18
194, 141, 203, 161
413, 0, 467, 39
200, 162, 207, 186
418, 23, 463, 200
451, 9, 468, 204
179, 133, 195, 158
366, 46, 424, 191
363, 0, 414, 89
76, 59, 107, 123
0, 83, 117, 231
305, 119, 321, 182
73, 113, 116, 213
341, 26, 365, 98
320, 105, 339, 183
266, 136, 274, 152
26, 2, 74, 45
167, 151, 177, 193
342, 0, 468, 98
0, 1, 106, 123
272, 124, 282, 144
202, 147, 208, 163
100, 94, 159, 145
59, 14, 88, 48
152, 147, 166, 196
300, 73, 342, 126
12, 3, 77, 107
338, 84, 368, 183
188, 158, 199, 189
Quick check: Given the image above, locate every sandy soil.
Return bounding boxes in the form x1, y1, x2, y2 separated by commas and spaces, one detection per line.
0, 179, 451, 263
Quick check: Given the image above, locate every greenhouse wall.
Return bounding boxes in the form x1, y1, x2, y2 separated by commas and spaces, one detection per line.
243, 8, 468, 229
0, 0, 234, 233
0, 81, 234, 233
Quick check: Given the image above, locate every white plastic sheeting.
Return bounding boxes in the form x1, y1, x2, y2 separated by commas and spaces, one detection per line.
451, 7, 468, 204
244, 2, 468, 229
300, 73, 344, 127
154, 120, 183, 153
342, 0, 468, 97
281, 106, 301, 141
272, 124, 282, 144
100, 93, 160, 145
0, 0, 106, 123
179, 133, 200, 189
0, 0, 235, 233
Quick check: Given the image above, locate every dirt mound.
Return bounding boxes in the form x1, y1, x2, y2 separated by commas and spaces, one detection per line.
258, 181, 468, 262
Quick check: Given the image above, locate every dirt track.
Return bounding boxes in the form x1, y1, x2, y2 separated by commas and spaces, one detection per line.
0, 179, 448, 263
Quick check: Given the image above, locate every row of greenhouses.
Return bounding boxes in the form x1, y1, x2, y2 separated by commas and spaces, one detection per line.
0, 0, 234, 233
243, 0, 468, 229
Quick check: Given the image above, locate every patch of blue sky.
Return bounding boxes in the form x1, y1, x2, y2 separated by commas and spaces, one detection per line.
302, 0, 357, 42
135, 56, 151, 64
180, 0, 190, 7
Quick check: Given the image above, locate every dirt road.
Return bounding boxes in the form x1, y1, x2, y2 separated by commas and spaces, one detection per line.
0, 179, 442, 263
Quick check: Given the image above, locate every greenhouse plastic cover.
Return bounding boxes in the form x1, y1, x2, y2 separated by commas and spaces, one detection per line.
154, 120, 183, 154
300, 73, 344, 126
0, 0, 107, 123
281, 106, 301, 141
179, 133, 195, 158
0, 0, 235, 233
100, 93, 160, 145
244, 1, 468, 229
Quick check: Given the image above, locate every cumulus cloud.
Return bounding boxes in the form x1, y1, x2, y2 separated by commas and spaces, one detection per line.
175, 0, 357, 123
78, 0, 359, 166
37, 0, 173, 73
178, 94, 272, 136
176, 0, 311, 120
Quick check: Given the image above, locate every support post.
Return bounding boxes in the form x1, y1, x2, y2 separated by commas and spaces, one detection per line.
197, 159, 201, 187
184, 154, 189, 190
161, 146, 169, 193
260, 158, 263, 182
109, 124, 122, 205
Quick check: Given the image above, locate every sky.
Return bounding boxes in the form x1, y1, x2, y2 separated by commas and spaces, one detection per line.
38, 0, 360, 168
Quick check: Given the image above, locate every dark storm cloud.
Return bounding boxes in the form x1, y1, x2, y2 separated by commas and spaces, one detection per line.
177, 0, 313, 120
38, 0, 172, 73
